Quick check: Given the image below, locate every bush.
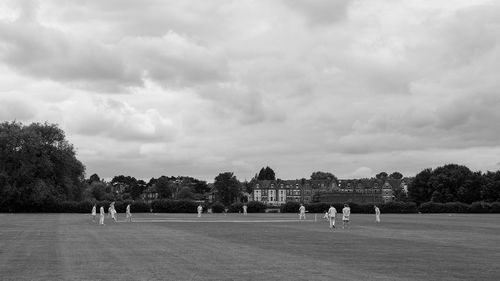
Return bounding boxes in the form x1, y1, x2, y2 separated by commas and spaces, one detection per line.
470, 201, 491, 213
380, 201, 417, 213
280, 202, 300, 213
305, 203, 330, 213
228, 202, 244, 213
247, 201, 266, 213
490, 202, 500, 213
151, 199, 198, 213
210, 202, 225, 213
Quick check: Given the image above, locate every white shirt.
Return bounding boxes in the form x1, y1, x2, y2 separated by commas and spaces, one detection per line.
328, 207, 337, 217
342, 207, 350, 217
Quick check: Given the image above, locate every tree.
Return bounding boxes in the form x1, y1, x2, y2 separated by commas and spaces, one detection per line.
257, 166, 276, 180
177, 187, 194, 200
389, 172, 403, 180
88, 173, 101, 184
376, 172, 388, 180
408, 168, 433, 205
156, 176, 173, 199
0, 121, 85, 210
214, 172, 241, 206
310, 171, 338, 183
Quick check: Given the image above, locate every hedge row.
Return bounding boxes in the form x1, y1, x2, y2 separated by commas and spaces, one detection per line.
2, 200, 499, 213
0, 200, 152, 213
419, 201, 500, 213
280, 201, 500, 213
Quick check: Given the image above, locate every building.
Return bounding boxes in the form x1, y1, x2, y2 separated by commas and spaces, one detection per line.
141, 186, 158, 203
250, 178, 402, 205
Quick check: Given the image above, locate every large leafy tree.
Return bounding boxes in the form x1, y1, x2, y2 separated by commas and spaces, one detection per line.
389, 172, 403, 179
310, 171, 338, 183
408, 168, 433, 205
0, 121, 85, 210
257, 166, 276, 180
214, 172, 241, 206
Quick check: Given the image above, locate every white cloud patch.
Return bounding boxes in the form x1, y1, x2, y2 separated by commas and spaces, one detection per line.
1, 0, 500, 181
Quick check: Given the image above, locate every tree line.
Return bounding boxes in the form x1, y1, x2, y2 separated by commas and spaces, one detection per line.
1, 121, 500, 212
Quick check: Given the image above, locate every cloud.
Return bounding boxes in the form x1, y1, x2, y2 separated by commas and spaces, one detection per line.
63, 96, 177, 142
1, 0, 500, 182
284, 0, 350, 25
0, 98, 36, 121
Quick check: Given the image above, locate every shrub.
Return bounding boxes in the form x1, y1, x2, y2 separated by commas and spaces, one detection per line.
210, 202, 225, 213
490, 202, 500, 213
470, 201, 491, 213
247, 201, 266, 213
305, 203, 330, 213
151, 199, 198, 213
380, 201, 417, 213
280, 202, 300, 213
228, 202, 244, 213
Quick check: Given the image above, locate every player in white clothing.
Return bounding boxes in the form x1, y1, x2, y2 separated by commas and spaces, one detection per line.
299, 204, 306, 220
126, 204, 132, 222
328, 205, 337, 229
374, 205, 380, 223
197, 205, 203, 217
99, 206, 105, 225
110, 202, 117, 222
91, 204, 96, 222
342, 204, 350, 229
242, 204, 248, 215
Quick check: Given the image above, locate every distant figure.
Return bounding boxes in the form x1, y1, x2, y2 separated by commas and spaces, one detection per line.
342, 204, 350, 229
99, 206, 105, 225
126, 204, 132, 222
328, 205, 337, 229
299, 204, 306, 220
374, 205, 380, 223
197, 205, 203, 218
322, 211, 329, 220
91, 204, 96, 222
110, 202, 117, 222
243, 204, 248, 215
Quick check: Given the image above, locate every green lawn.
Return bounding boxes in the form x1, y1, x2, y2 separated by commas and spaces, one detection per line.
0, 212, 498, 281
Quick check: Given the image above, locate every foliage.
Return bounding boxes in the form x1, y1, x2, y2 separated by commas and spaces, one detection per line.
210, 202, 225, 213
310, 171, 338, 183
155, 176, 173, 199
0, 121, 86, 211
246, 201, 267, 213
376, 172, 388, 180
213, 172, 241, 206
389, 172, 403, 179
408, 164, 486, 205
257, 166, 276, 181
177, 187, 195, 200
379, 201, 417, 213
228, 202, 244, 213
151, 199, 198, 213
280, 201, 301, 213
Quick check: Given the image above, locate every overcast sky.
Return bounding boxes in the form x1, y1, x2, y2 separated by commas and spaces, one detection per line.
1, 0, 500, 182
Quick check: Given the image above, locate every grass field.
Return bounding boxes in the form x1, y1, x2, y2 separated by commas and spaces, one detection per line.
0, 213, 499, 281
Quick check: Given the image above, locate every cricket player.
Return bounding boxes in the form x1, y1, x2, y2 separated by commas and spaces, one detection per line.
328, 205, 337, 229
374, 205, 380, 223
99, 206, 105, 225
126, 204, 132, 222
299, 204, 306, 220
197, 205, 203, 217
322, 211, 329, 220
110, 202, 117, 222
342, 204, 350, 229
91, 204, 96, 222
243, 204, 248, 215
